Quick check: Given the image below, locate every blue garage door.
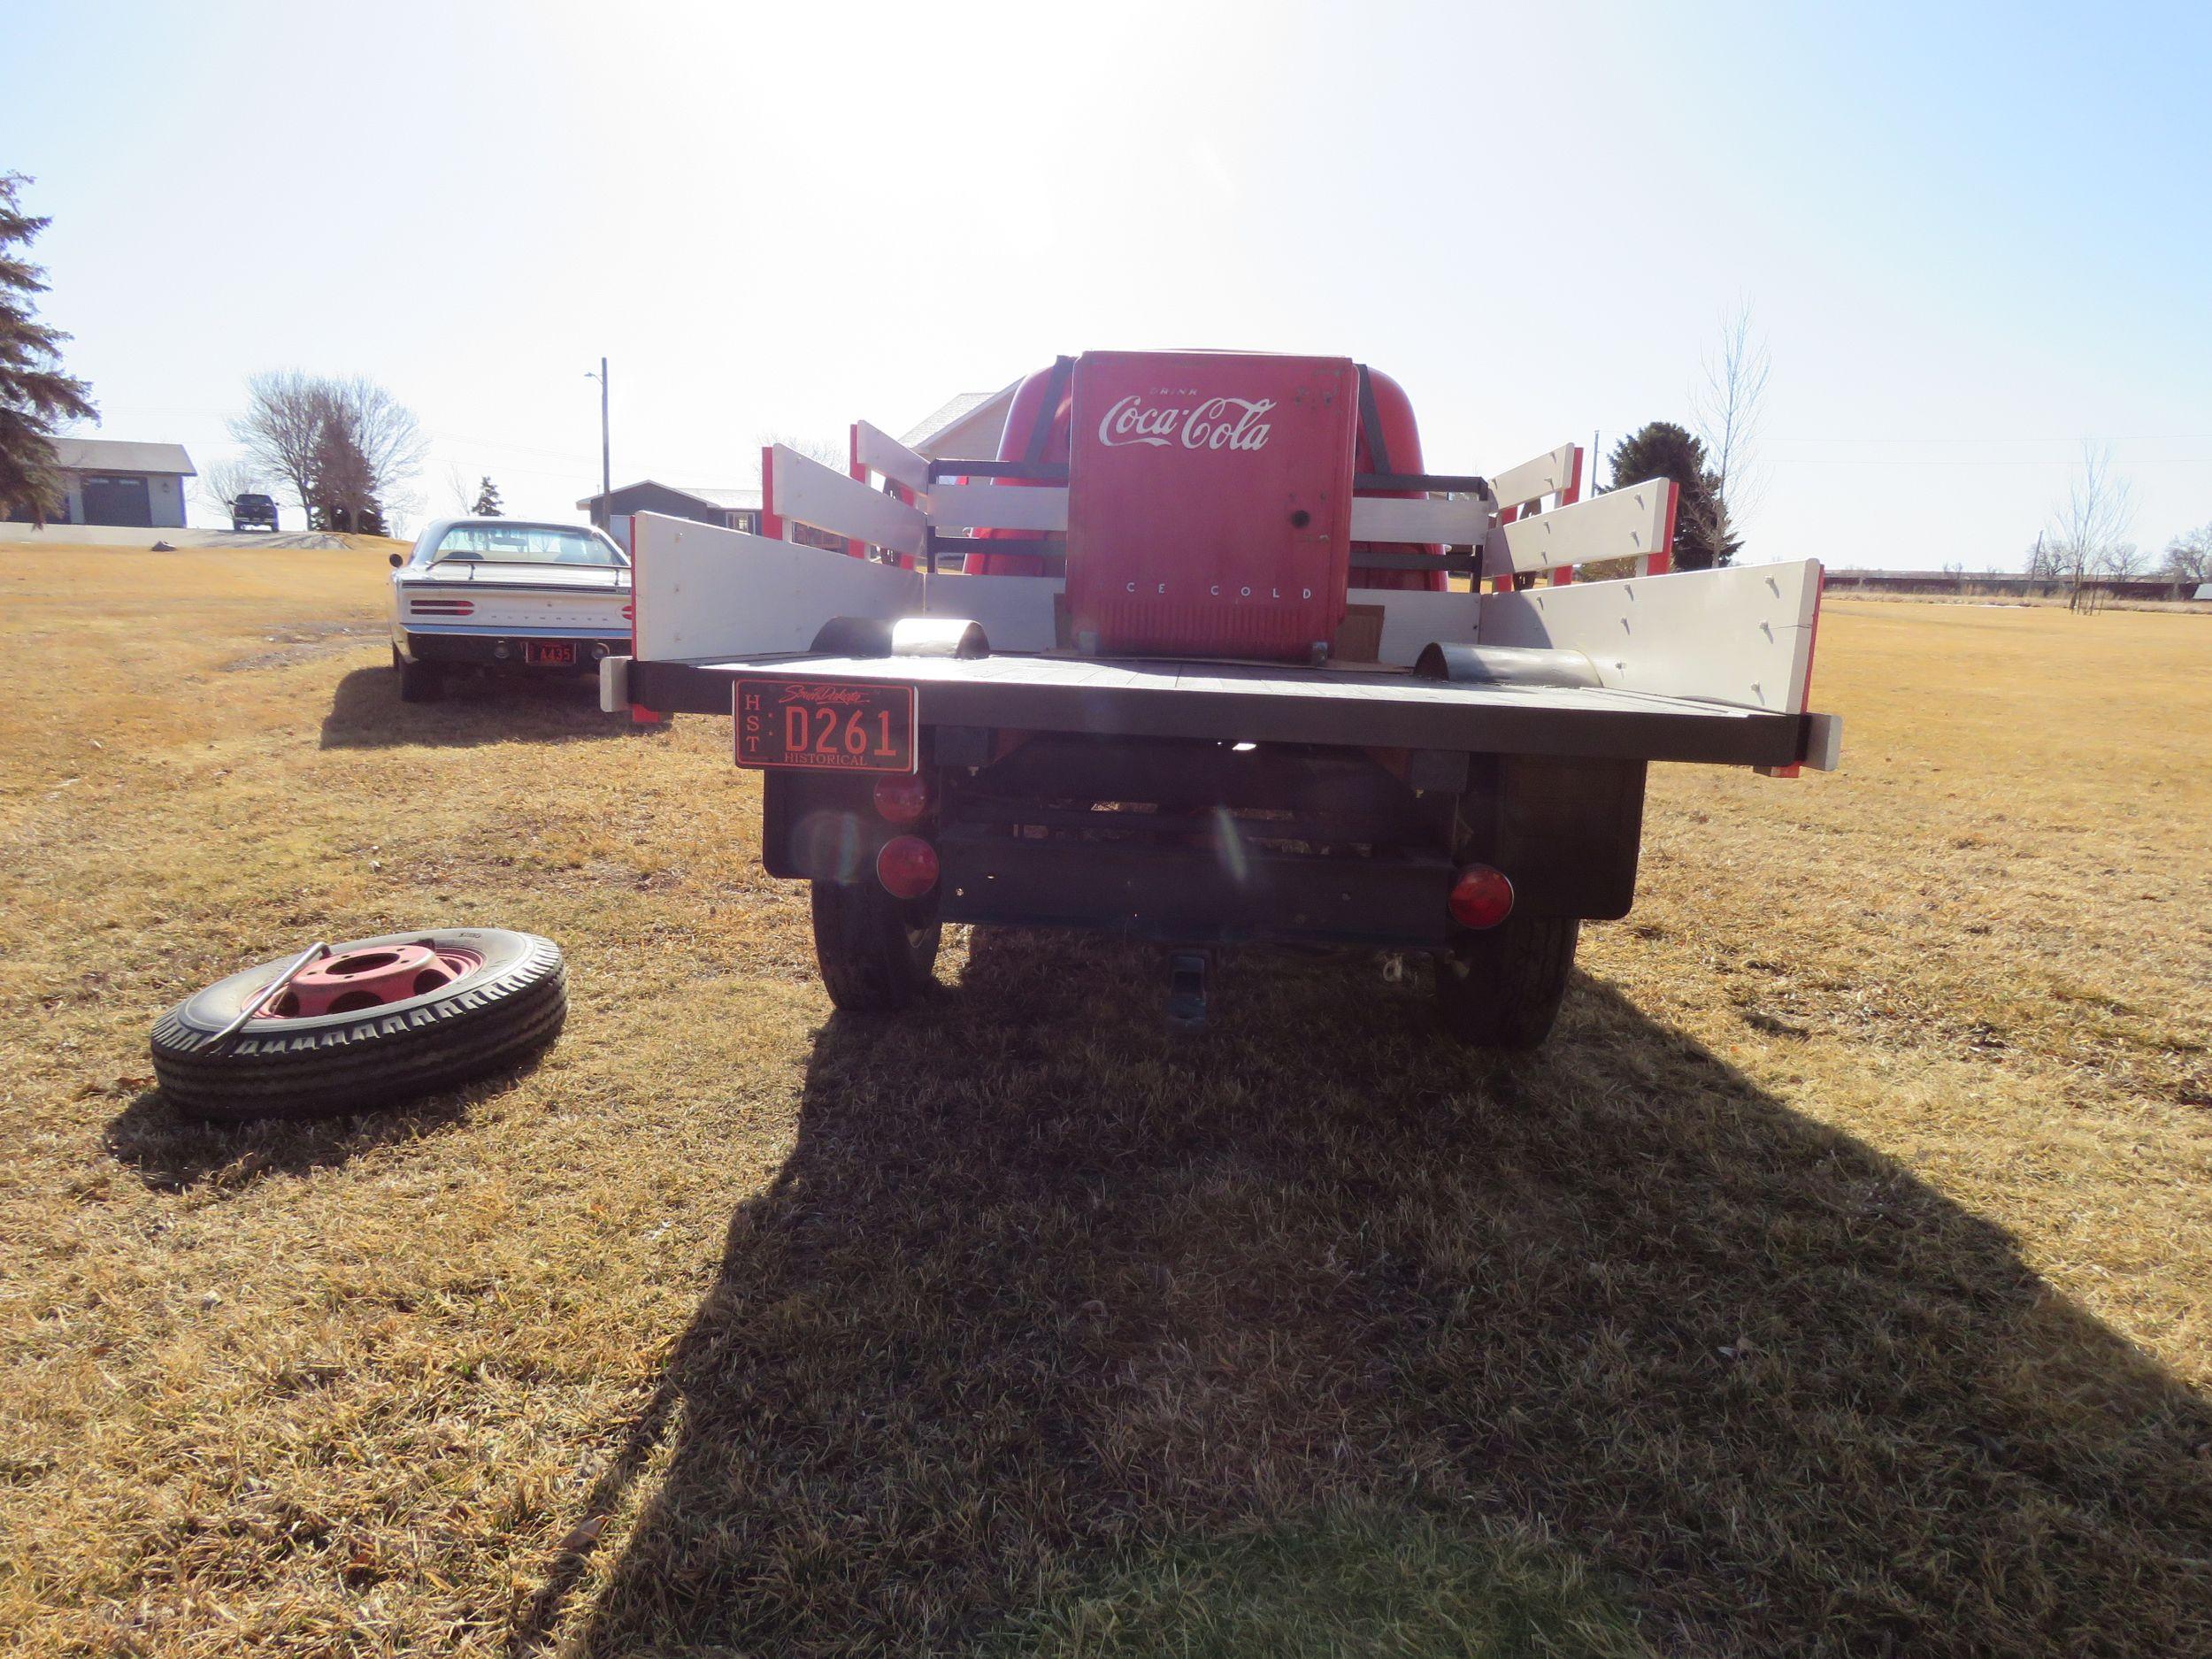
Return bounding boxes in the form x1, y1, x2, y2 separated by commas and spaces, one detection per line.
82, 474, 152, 527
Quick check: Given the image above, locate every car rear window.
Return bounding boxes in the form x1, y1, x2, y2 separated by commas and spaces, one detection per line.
430, 526, 626, 566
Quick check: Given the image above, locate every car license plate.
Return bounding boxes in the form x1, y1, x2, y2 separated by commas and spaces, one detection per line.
526, 641, 577, 666
735, 678, 917, 774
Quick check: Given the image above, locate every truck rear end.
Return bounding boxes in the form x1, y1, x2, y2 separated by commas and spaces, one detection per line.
608, 349, 1839, 1046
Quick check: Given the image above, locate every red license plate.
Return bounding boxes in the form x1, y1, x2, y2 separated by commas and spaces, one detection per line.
526, 641, 577, 666
735, 678, 916, 773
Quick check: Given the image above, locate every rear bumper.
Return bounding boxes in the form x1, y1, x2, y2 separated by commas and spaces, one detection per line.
940, 826, 1455, 946
403, 628, 629, 668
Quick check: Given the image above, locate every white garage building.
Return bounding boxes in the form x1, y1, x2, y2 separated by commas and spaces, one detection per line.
43, 438, 197, 528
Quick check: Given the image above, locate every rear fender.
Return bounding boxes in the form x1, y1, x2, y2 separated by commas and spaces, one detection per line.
763, 770, 909, 881
1455, 755, 1646, 919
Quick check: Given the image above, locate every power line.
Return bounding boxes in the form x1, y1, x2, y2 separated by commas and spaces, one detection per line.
1771, 456, 2212, 467
1770, 434, 2212, 444
425, 429, 600, 465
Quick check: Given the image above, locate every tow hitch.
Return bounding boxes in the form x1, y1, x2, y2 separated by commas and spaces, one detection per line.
1166, 950, 1210, 1033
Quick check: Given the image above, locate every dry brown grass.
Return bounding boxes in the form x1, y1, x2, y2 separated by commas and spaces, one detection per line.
1832, 590, 2212, 616
1, 548, 2208, 1656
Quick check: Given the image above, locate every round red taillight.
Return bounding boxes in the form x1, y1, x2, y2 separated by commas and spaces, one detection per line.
1448, 864, 1514, 930
875, 835, 939, 899
872, 773, 930, 826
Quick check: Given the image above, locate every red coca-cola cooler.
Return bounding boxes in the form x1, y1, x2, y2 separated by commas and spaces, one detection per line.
1063, 350, 1357, 660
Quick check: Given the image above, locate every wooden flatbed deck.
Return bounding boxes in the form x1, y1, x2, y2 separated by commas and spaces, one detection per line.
624, 651, 1821, 768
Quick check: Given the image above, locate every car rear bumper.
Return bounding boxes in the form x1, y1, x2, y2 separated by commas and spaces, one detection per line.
401, 627, 631, 668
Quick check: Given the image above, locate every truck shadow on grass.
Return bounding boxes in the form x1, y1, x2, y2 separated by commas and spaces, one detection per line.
318, 664, 635, 751
522, 937, 2212, 1658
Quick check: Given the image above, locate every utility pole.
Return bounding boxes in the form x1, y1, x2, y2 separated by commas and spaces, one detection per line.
585, 357, 611, 527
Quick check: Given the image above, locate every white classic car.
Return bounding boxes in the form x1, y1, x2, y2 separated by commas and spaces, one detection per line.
388, 518, 632, 703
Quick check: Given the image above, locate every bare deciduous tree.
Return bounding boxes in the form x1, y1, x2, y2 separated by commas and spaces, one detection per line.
1691, 299, 1770, 559
229, 372, 326, 522
2095, 541, 2147, 580
2162, 524, 2212, 586
2045, 443, 2136, 611
756, 432, 850, 475
230, 373, 427, 534
329, 376, 427, 513
2024, 532, 2064, 581
195, 457, 270, 522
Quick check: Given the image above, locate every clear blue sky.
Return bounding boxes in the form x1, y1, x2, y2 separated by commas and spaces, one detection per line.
8, 0, 2208, 567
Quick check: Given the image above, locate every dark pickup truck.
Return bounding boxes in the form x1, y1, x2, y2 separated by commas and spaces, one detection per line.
230, 492, 279, 533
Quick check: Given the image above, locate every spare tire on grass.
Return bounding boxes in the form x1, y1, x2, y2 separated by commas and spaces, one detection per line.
151, 928, 565, 1121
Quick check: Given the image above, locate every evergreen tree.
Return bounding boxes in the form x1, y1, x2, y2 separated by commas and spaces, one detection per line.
0, 174, 97, 525
472, 476, 503, 516
1605, 421, 1738, 569
307, 415, 380, 533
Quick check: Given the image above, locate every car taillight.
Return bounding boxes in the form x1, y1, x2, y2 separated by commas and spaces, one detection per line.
410, 598, 474, 616
876, 835, 939, 899
872, 773, 930, 826
1448, 864, 1514, 929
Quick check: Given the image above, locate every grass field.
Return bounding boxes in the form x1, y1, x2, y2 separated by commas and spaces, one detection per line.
1, 540, 2208, 1656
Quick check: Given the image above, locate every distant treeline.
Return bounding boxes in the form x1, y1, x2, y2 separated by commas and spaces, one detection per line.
1828, 571, 2205, 602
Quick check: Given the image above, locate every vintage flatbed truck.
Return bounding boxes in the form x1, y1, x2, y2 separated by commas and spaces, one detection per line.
602, 350, 1839, 1047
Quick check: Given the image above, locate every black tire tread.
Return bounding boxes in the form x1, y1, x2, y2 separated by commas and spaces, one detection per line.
1435, 917, 1579, 1050
151, 935, 565, 1119
396, 648, 442, 703
810, 880, 940, 1012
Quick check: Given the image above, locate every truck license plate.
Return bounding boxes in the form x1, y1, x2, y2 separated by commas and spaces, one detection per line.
735, 678, 917, 774
526, 641, 576, 665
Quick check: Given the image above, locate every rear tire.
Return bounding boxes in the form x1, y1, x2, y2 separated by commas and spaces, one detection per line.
810, 879, 941, 1011
395, 646, 442, 703
1434, 917, 1579, 1049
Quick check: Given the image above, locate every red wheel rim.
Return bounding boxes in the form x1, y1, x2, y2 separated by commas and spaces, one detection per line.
256, 943, 484, 1019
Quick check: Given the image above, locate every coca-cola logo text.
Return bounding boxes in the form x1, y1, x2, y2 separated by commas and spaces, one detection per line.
1097, 394, 1276, 452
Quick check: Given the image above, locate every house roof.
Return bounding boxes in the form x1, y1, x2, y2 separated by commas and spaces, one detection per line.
52, 437, 196, 477
900, 381, 1021, 460
900, 392, 995, 447
575, 479, 759, 512
674, 486, 762, 511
